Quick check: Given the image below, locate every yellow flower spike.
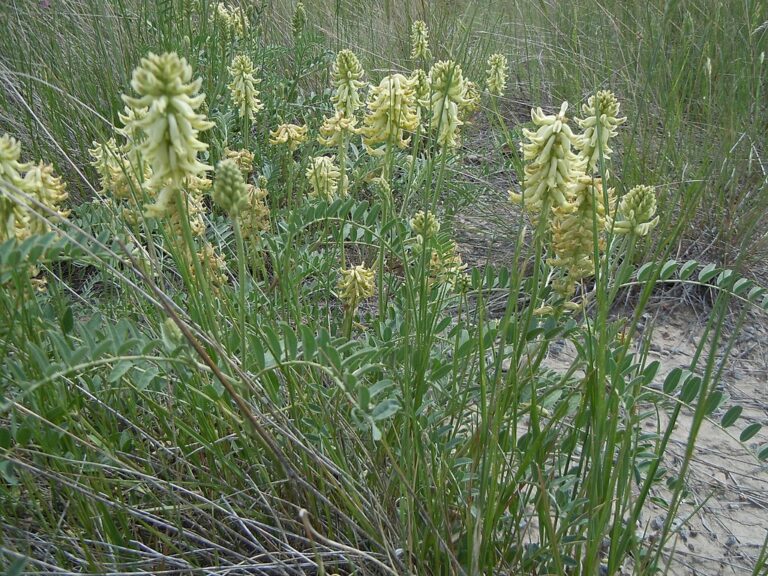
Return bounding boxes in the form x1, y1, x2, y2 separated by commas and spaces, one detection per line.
214, 3, 248, 39
269, 123, 308, 151
239, 183, 271, 240
337, 263, 375, 311
228, 54, 264, 121
613, 185, 659, 236
194, 242, 228, 288
318, 110, 358, 147
410, 209, 440, 239
429, 239, 467, 288
331, 49, 365, 117
292, 2, 306, 37
410, 69, 431, 107
410, 20, 431, 60
228, 5, 249, 38
89, 138, 148, 202
548, 175, 613, 286
213, 159, 249, 216
486, 53, 508, 97
19, 162, 69, 238
428, 60, 466, 149
306, 156, 343, 201
460, 80, 481, 119
224, 147, 254, 175
575, 90, 626, 173
359, 74, 419, 157
122, 52, 214, 219
510, 101, 581, 214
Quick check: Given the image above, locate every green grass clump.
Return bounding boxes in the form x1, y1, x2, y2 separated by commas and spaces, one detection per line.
1, 1, 767, 574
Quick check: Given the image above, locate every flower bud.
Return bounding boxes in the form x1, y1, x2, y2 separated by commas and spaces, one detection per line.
213, 159, 248, 216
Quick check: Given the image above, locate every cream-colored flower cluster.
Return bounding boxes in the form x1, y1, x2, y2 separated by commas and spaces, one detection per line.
306, 156, 345, 201
292, 2, 306, 37
331, 49, 365, 118
270, 123, 308, 151
214, 2, 249, 39
410, 209, 440, 239
359, 74, 419, 156
410, 20, 431, 61
239, 177, 271, 240
510, 94, 658, 296
337, 263, 375, 311
548, 176, 615, 286
428, 60, 467, 149
575, 90, 626, 173
1, 134, 68, 243
486, 53, 507, 97
612, 185, 659, 236
228, 54, 264, 121
510, 102, 582, 212
122, 52, 214, 219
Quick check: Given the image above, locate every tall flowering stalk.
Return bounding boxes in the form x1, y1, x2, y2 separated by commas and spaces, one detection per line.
337, 263, 375, 337
328, 49, 364, 196
428, 60, 467, 149
359, 73, 419, 174
410, 20, 431, 61
122, 52, 214, 219
228, 54, 263, 149
510, 102, 581, 214
575, 90, 626, 173
486, 53, 507, 97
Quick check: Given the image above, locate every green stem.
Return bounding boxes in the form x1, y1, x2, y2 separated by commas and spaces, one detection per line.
233, 218, 248, 368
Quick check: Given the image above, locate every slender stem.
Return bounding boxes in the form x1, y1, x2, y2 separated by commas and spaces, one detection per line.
233, 218, 248, 368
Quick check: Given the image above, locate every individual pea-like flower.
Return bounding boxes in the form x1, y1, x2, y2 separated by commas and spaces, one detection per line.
459, 80, 481, 119
224, 147, 254, 175
548, 176, 614, 288
428, 60, 467, 149
292, 1, 306, 37
509, 102, 581, 213
331, 49, 365, 117
228, 54, 264, 120
612, 185, 659, 236
410, 20, 431, 60
306, 156, 344, 201
239, 182, 270, 239
359, 74, 419, 156
486, 53, 507, 97
318, 110, 358, 147
122, 52, 214, 218
575, 90, 626, 173
269, 123, 308, 151
212, 159, 249, 216
410, 209, 440, 239
337, 263, 375, 311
